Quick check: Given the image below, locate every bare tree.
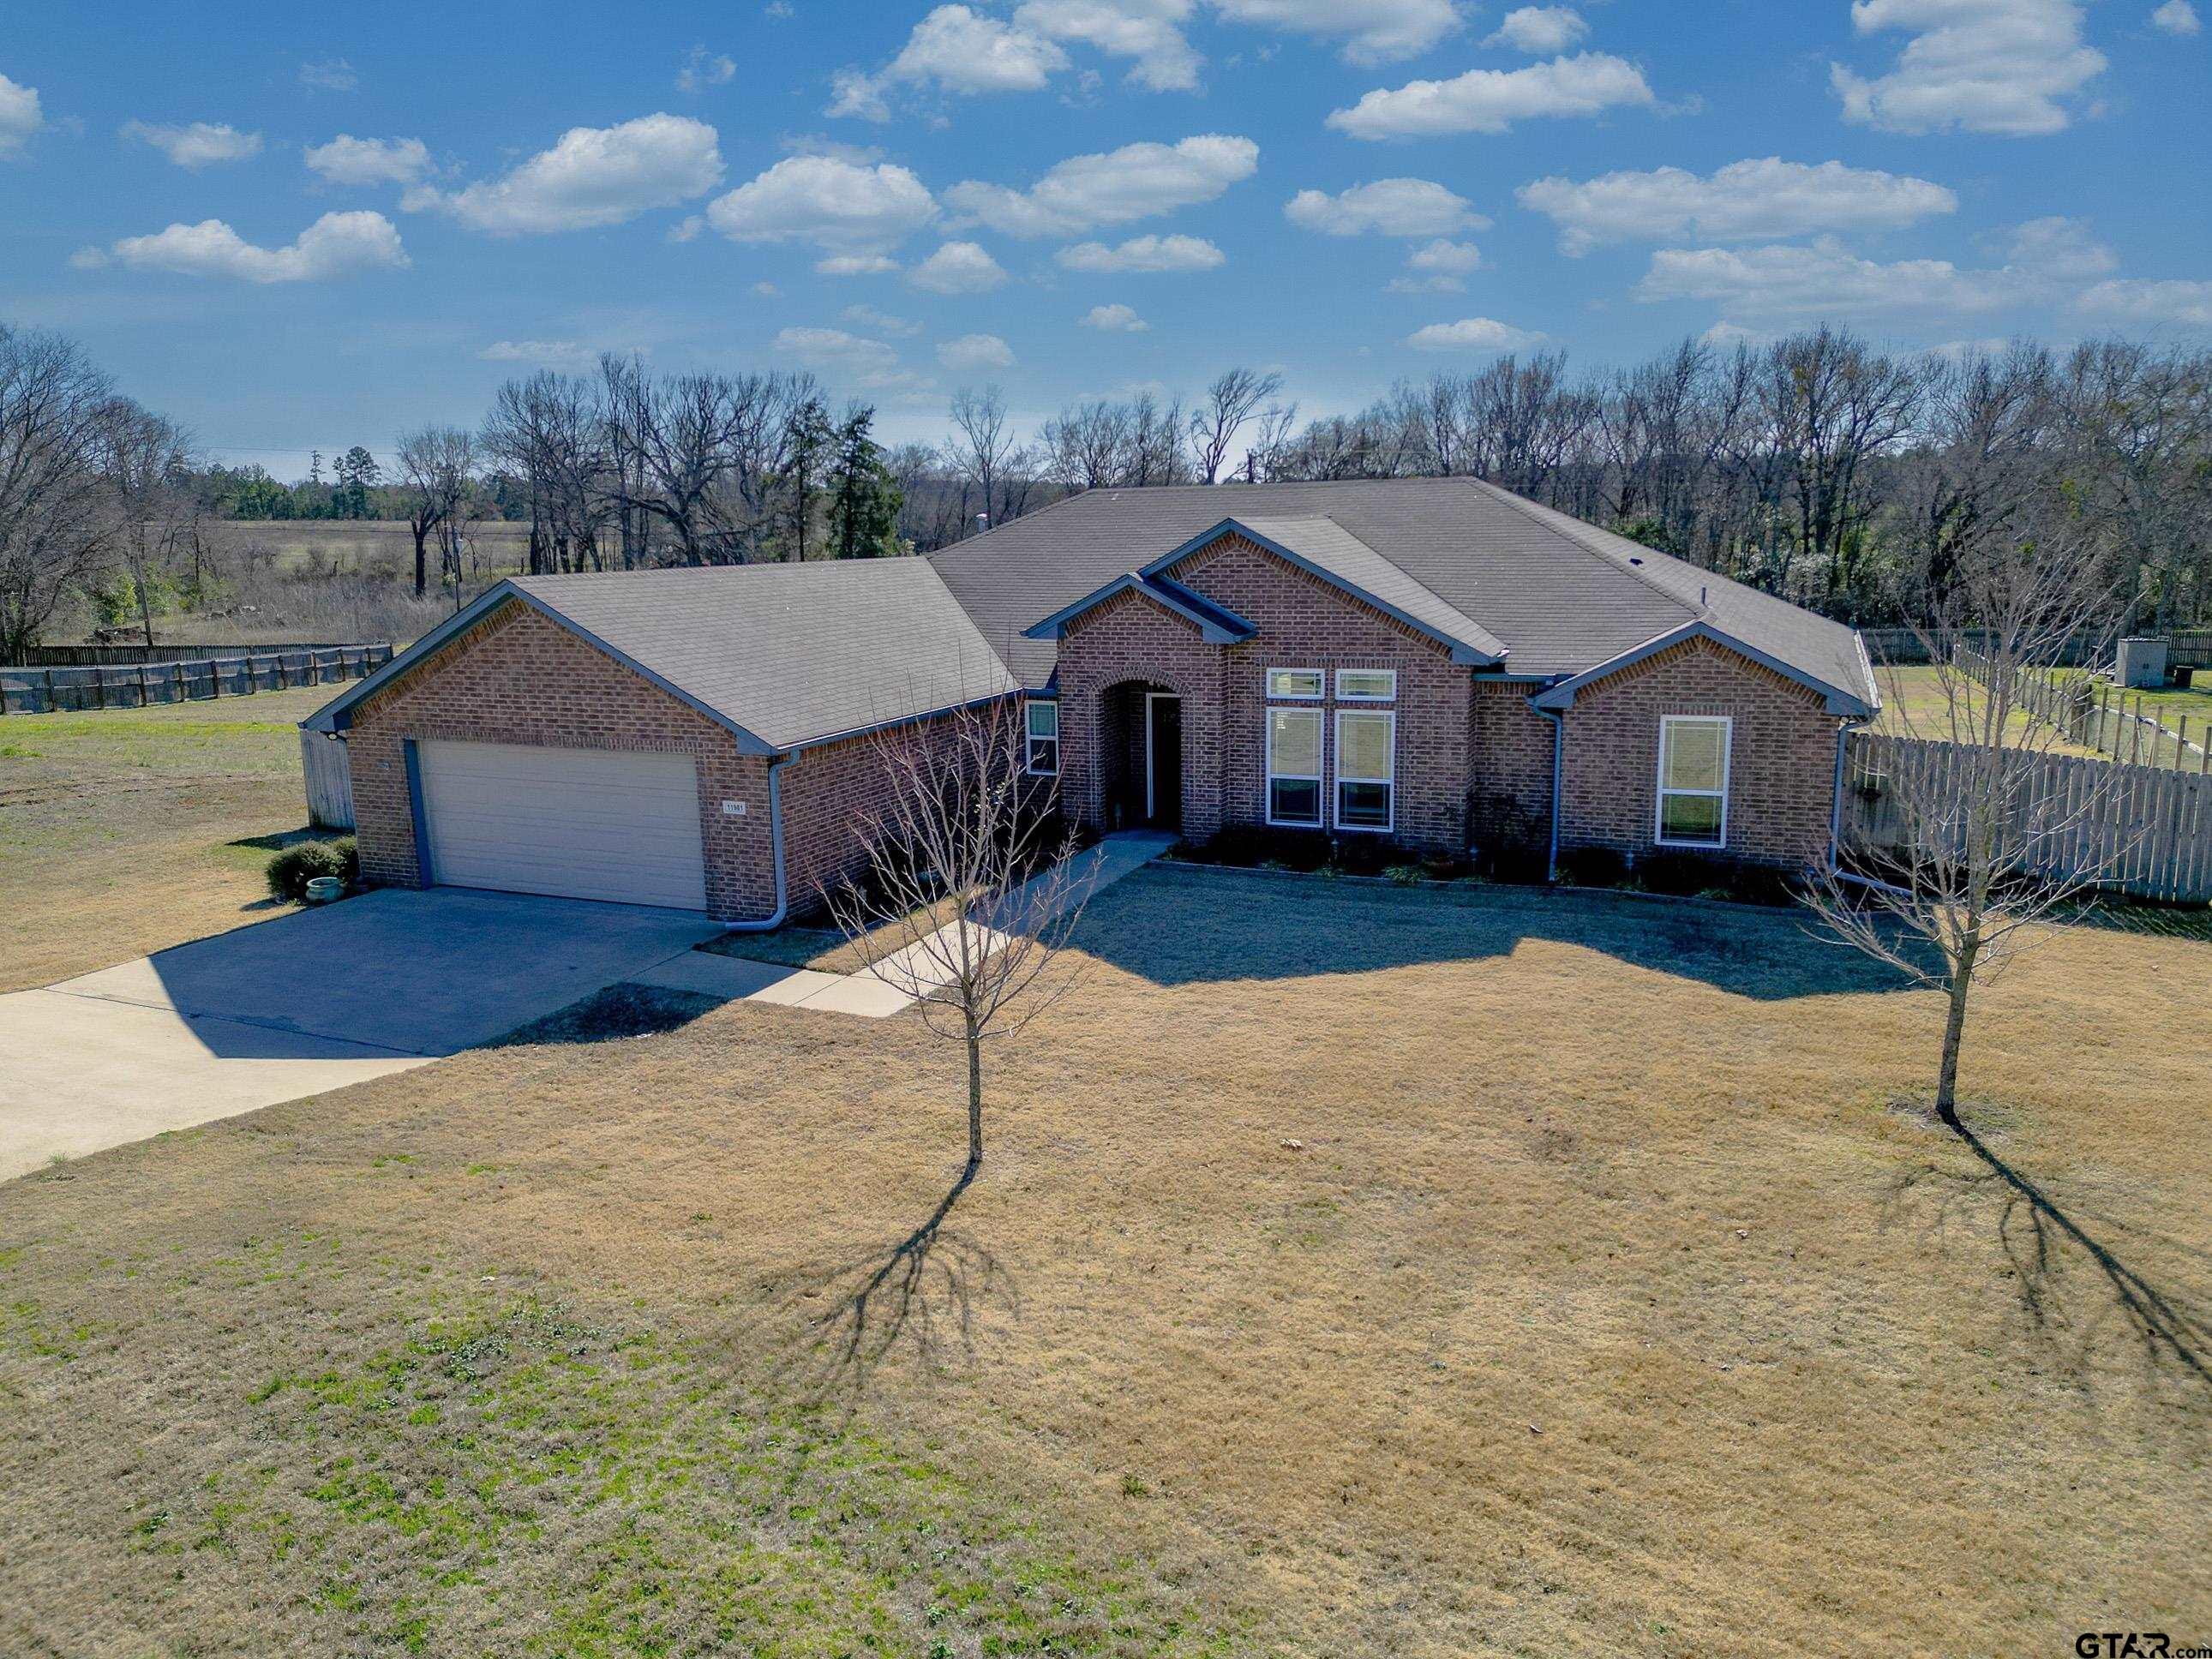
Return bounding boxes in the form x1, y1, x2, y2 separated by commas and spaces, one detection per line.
1040, 398, 1133, 490
395, 425, 475, 597
0, 327, 120, 659
1808, 507, 2124, 1127
1188, 367, 1285, 484
101, 399, 195, 647
828, 698, 1093, 1173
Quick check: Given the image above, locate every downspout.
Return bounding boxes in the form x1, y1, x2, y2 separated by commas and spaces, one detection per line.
1538, 705, 1565, 883
1828, 716, 1867, 874
722, 749, 800, 932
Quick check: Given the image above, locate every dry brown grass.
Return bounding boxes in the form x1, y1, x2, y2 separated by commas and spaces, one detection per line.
4, 864, 2209, 1654
0, 686, 333, 991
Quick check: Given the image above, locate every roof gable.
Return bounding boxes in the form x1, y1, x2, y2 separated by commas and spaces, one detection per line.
307, 560, 1017, 752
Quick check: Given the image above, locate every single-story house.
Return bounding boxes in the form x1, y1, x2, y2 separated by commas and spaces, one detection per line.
304, 477, 1879, 924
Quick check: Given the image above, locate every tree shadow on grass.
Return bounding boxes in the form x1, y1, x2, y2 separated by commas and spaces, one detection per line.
1887, 1105, 2212, 1393
761, 1163, 1016, 1409
487, 984, 723, 1048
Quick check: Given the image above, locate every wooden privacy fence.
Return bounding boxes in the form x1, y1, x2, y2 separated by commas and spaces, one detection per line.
12, 639, 379, 668
1843, 732, 2212, 905
299, 729, 356, 830
0, 644, 394, 715
1957, 645, 2210, 774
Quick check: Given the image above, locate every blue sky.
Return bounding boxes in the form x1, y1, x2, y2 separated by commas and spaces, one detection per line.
4, 0, 2209, 475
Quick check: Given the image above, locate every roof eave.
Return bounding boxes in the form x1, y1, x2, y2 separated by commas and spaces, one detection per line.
299, 580, 777, 754
1529, 620, 1875, 718
1021, 571, 1254, 645
1138, 517, 1508, 667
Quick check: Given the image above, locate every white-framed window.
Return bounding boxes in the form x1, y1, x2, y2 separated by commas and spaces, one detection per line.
1025, 699, 1060, 776
1335, 668, 1397, 702
1656, 715, 1730, 847
1266, 705, 1324, 826
1334, 708, 1395, 833
1267, 666, 1324, 699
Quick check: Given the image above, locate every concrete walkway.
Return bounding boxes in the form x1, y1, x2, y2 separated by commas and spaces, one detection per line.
629, 830, 1176, 1014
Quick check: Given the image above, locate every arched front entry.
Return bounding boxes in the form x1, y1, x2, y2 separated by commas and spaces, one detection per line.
1099, 678, 1184, 832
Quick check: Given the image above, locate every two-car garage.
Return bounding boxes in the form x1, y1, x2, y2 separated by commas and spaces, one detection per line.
412, 740, 709, 912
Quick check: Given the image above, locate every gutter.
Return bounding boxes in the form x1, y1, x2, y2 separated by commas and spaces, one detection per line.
721, 749, 800, 932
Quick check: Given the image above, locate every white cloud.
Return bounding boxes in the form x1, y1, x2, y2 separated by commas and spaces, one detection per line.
830, 4, 1070, 118
123, 120, 262, 169
908, 241, 1009, 292
1636, 218, 2115, 318
1328, 52, 1655, 139
406, 114, 722, 235
1210, 0, 1463, 65
0, 74, 42, 159
1081, 302, 1149, 330
1388, 237, 1484, 290
677, 45, 737, 92
106, 211, 408, 283
843, 302, 921, 335
774, 325, 899, 374
2077, 278, 2212, 325
1831, 0, 2105, 137
945, 133, 1256, 237
1284, 178, 1483, 237
752, 280, 781, 296
297, 58, 358, 93
1406, 317, 1545, 351
771, 325, 931, 392
1016, 0, 1203, 92
1056, 232, 1223, 271
706, 154, 937, 253
304, 135, 432, 188
2152, 0, 2202, 32
479, 339, 596, 368
1699, 321, 1774, 350
1484, 7, 1587, 51
818, 252, 903, 275
1519, 158, 1957, 255
668, 215, 704, 243
938, 332, 1017, 369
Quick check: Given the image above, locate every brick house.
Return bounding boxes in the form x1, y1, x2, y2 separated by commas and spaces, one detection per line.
306, 477, 1879, 924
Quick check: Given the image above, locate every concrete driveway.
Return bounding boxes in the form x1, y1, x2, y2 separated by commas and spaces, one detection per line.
0, 889, 720, 1182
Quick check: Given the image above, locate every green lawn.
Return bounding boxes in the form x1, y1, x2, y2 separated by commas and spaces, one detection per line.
0, 686, 339, 991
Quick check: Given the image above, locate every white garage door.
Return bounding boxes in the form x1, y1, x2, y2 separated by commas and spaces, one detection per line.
416, 740, 709, 911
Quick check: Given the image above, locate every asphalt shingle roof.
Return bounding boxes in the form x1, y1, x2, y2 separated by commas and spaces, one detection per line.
930, 476, 1877, 707
1226, 516, 1509, 662
510, 560, 1016, 750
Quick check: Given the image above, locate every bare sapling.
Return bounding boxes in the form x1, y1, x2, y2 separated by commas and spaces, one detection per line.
828, 698, 1094, 1173
1809, 506, 2125, 1127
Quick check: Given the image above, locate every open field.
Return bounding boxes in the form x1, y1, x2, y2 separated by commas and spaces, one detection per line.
0, 686, 334, 991
1874, 665, 2106, 757
5, 857, 2209, 1655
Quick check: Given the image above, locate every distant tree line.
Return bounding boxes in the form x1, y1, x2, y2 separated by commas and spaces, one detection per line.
7, 316, 2210, 656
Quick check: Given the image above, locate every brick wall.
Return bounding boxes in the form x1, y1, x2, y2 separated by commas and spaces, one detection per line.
1056, 534, 1476, 850
345, 600, 778, 922
1469, 680, 1556, 856
1056, 587, 1227, 837
1558, 635, 1841, 867
777, 707, 986, 919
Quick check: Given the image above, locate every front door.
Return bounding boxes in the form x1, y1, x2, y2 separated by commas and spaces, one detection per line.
1146, 693, 1183, 830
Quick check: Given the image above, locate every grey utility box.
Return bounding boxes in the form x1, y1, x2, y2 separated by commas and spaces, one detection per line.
2116, 636, 2169, 689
